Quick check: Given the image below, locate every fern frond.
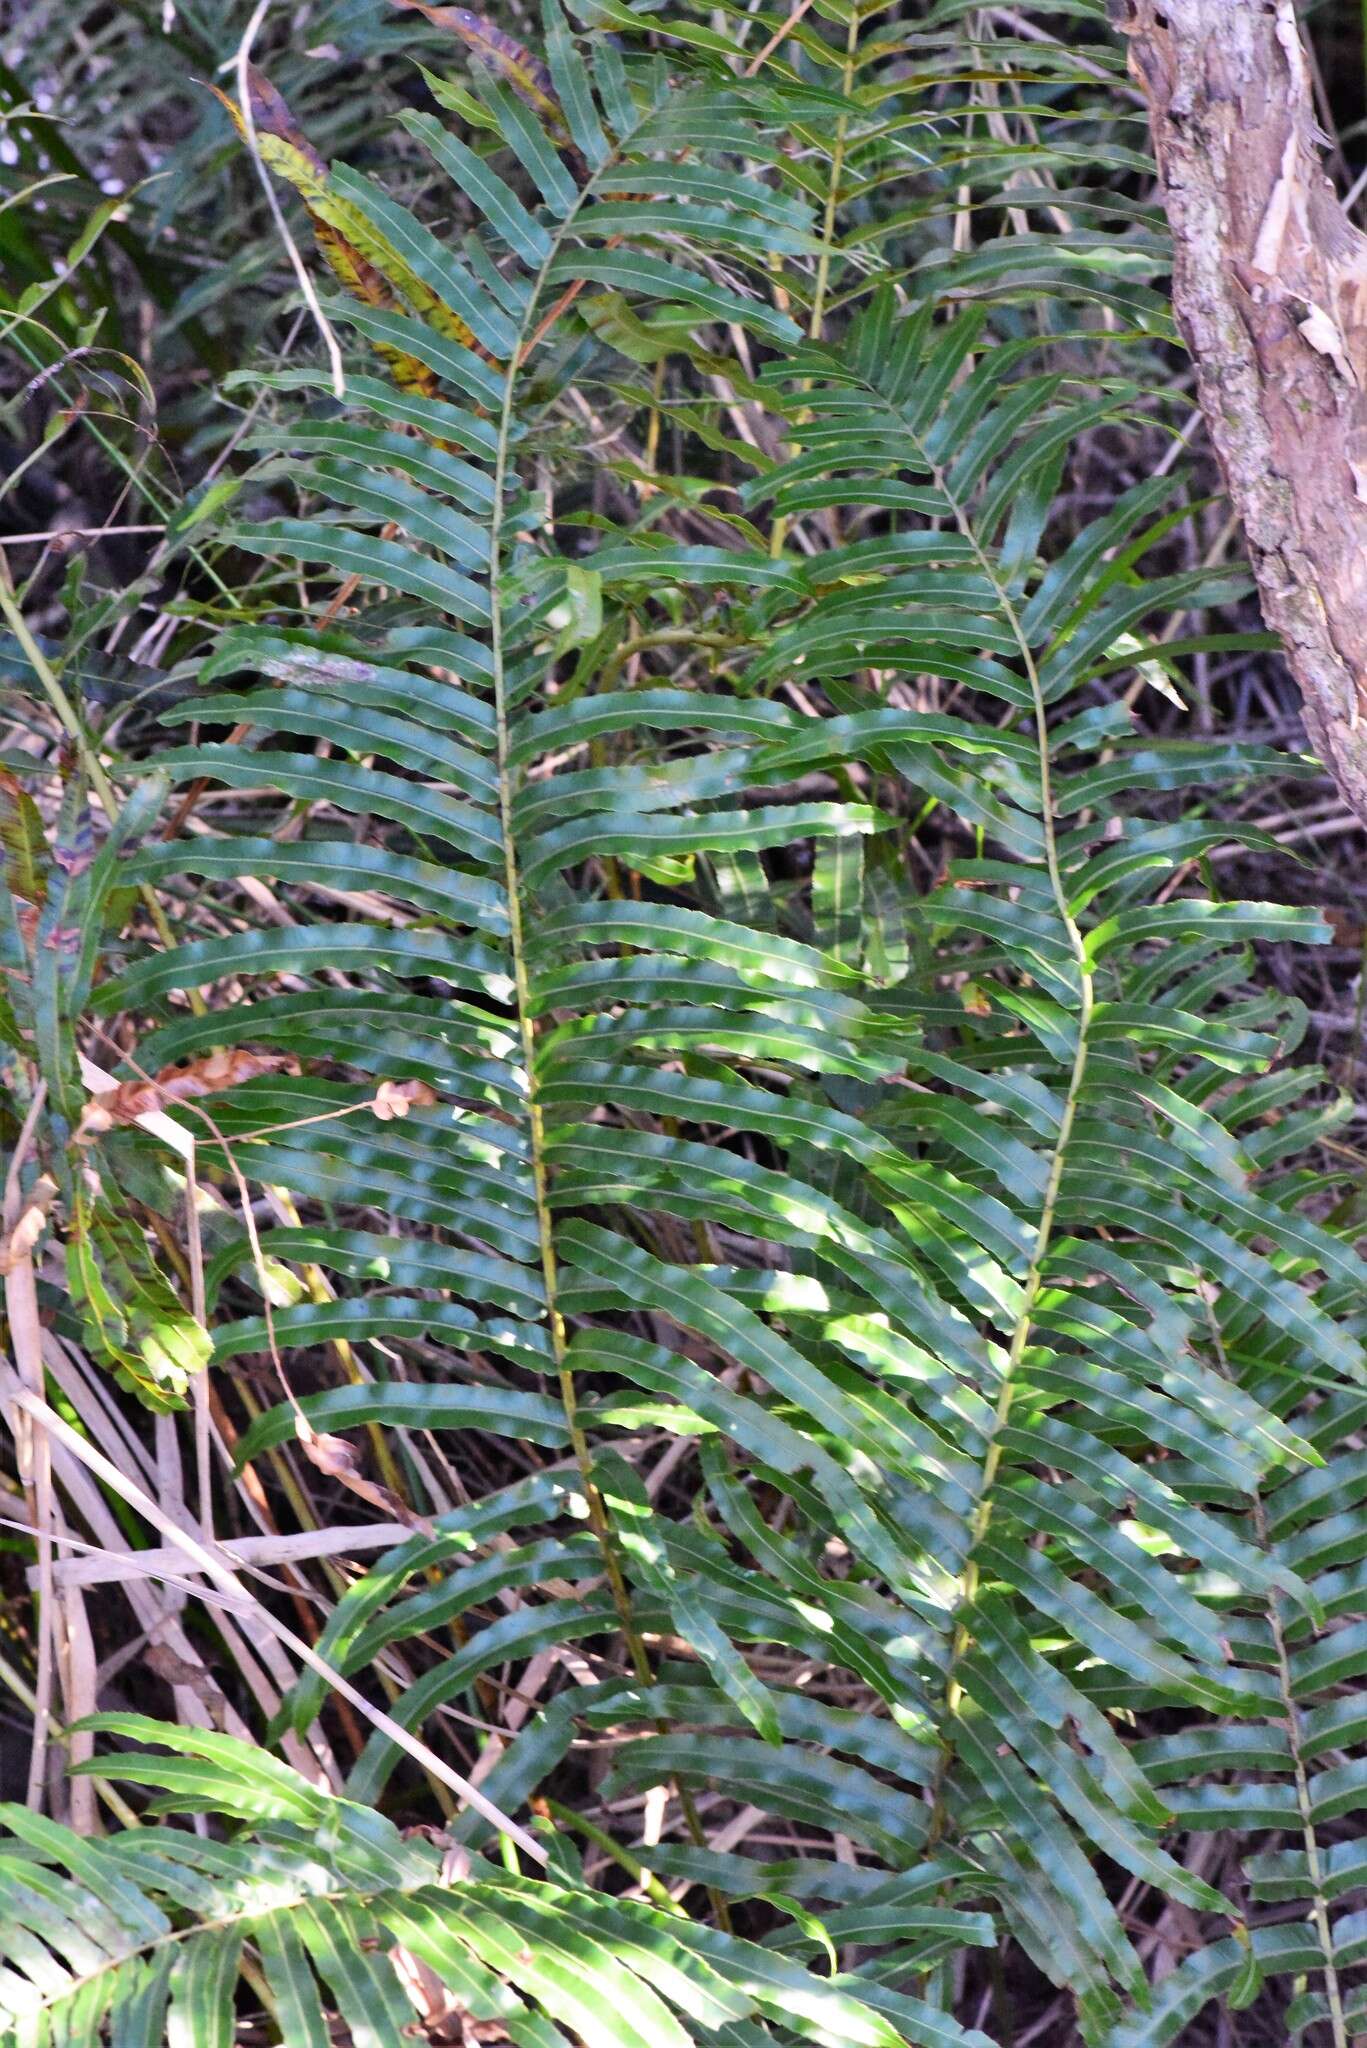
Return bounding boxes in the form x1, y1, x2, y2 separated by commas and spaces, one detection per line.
2, 1720, 968, 2047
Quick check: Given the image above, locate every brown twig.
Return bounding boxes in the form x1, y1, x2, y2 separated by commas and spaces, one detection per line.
743, 0, 817, 77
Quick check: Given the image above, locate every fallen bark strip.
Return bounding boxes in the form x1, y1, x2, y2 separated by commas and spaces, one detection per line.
1116, 0, 1367, 823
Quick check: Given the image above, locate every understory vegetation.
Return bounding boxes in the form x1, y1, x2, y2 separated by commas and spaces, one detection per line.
1, 1, 1366, 2042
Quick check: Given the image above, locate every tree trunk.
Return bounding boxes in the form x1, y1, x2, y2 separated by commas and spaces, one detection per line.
1116, 0, 1367, 824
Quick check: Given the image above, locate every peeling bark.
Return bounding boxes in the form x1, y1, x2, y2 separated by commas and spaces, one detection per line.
1116, 0, 1367, 823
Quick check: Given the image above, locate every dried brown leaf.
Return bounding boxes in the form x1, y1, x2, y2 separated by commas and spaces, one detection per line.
369, 1078, 438, 1121
0, 1175, 57, 1275
76, 1049, 301, 1145
295, 1417, 434, 1535
0, 768, 48, 907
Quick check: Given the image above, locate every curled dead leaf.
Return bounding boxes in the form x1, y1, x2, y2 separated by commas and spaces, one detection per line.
295, 1416, 434, 1535
370, 1078, 438, 1121
0, 1175, 58, 1275
76, 1048, 301, 1145
1297, 300, 1357, 386
144, 1641, 227, 1718
1322, 906, 1364, 947
390, 1, 565, 122
206, 64, 328, 176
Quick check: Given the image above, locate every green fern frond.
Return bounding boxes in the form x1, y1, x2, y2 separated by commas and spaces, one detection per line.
1, 1718, 973, 2047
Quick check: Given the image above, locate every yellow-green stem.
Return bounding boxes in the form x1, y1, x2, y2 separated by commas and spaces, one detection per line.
900, 431, 1095, 1846
486, 144, 737, 1920
768, 0, 861, 561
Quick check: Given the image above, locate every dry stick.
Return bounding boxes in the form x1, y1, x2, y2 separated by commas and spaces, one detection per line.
230, 0, 345, 398
10, 1389, 548, 1863
521, 270, 597, 360
44, 1255, 324, 1668
44, 1521, 418, 1590
56, 1577, 98, 1834
185, 1145, 212, 1542
0, 524, 166, 547
42, 1330, 160, 1497
743, 0, 817, 76
2, 1083, 54, 1811
0, 1351, 295, 1758
211, 1378, 371, 1767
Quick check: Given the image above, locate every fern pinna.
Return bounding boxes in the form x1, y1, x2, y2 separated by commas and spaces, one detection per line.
1, 4, 1364, 2045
